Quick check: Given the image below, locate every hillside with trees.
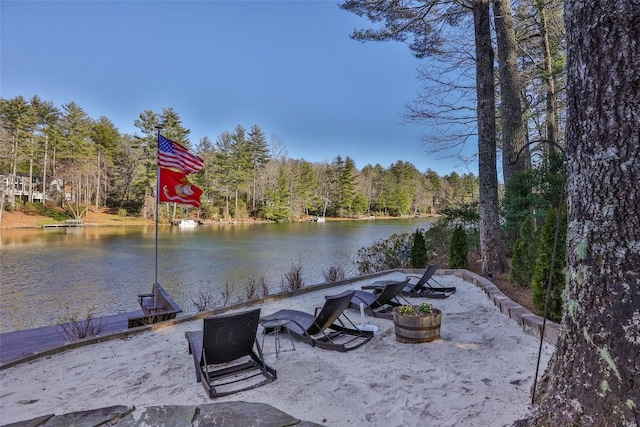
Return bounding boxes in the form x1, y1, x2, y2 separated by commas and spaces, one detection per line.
0, 98, 479, 223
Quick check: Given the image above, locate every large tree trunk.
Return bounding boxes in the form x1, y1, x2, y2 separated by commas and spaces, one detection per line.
518, 1, 640, 425
42, 134, 49, 204
474, 0, 506, 276
28, 153, 34, 203
9, 135, 18, 210
95, 150, 101, 212
493, 0, 530, 186
535, 0, 559, 152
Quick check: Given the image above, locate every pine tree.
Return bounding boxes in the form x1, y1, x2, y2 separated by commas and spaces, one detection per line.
449, 224, 469, 269
337, 156, 357, 216
262, 166, 292, 222
410, 229, 428, 268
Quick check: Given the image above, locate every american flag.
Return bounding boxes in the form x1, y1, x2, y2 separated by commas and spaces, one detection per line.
157, 134, 204, 175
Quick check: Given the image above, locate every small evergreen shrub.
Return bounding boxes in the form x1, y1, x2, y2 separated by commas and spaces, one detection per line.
410, 229, 429, 268
449, 224, 469, 269
436, 203, 480, 253
509, 216, 538, 287
531, 206, 567, 320
22, 202, 43, 215
20, 202, 69, 220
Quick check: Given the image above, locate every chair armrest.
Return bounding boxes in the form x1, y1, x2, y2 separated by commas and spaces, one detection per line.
351, 295, 367, 306
138, 292, 154, 301
138, 293, 154, 305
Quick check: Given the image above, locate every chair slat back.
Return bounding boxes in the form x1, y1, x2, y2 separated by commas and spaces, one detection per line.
308, 291, 354, 335
202, 308, 260, 365
415, 263, 440, 288
375, 279, 409, 305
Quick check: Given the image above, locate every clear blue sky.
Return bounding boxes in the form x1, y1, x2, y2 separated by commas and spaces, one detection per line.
1, 0, 476, 176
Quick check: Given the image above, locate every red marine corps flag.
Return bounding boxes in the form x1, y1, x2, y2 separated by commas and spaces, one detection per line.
158, 167, 203, 207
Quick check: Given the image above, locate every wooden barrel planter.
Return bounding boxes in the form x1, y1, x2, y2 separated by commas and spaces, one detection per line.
393, 307, 442, 343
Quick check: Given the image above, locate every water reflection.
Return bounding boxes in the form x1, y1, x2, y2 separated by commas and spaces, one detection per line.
0, 218, 434, 332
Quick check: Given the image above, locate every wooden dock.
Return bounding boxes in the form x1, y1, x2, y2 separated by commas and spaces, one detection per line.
0, 310, 144, 367
42, 219, 84, 228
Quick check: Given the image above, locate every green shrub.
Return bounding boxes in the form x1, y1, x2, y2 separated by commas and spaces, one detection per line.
449, 224, 469, 269
436, 203, 480, 253
437, 203, 480, 227
509, 216, 538, 287
409, 229, 429, 268
355, 232, 411, 274
19, 202, 68, 220
231, 199, 248, 219
23, 202, 42, 215
531, 206, 567, 320
423, 223, 451, 260
396, 302, 434, 316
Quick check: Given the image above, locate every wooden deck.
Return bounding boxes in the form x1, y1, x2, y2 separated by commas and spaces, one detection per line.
0, 310, 144, 367
43, 219, 84, 228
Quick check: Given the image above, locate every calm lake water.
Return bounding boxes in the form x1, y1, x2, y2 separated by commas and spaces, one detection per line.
0, 218, 435, 333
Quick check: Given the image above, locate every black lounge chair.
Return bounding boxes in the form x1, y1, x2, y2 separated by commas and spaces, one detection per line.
402, 264, 457, 298
362, 264, 456, 299
329, 279, 409, 320
185, 308, 277, 398
260, 291, 374, 352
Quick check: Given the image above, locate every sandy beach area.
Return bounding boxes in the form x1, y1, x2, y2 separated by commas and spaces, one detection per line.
0, 273, 554, 426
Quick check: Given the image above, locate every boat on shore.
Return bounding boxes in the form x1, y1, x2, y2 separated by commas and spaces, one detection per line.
171, 219, 198, 228
311, 199, 328, 222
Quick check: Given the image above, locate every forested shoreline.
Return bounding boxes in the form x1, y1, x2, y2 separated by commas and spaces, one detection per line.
0, 97, 480, 223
